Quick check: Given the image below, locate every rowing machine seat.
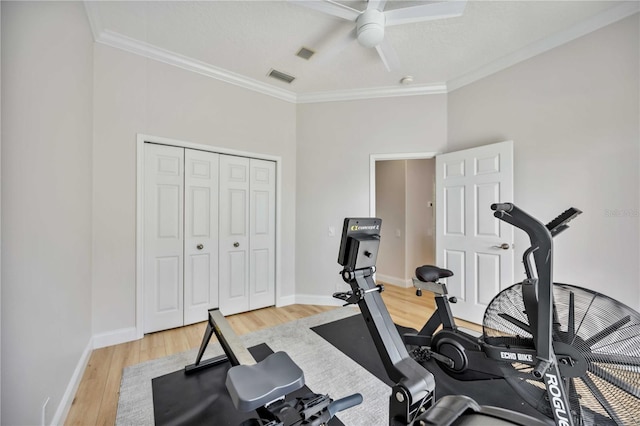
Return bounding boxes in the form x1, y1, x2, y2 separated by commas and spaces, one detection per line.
226, 351, 305, 412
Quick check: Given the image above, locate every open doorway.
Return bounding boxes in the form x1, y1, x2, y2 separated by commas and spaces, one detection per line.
370, 153, 436, 287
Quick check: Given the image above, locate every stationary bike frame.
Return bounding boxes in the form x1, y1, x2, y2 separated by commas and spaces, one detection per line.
409, 204, 579, 426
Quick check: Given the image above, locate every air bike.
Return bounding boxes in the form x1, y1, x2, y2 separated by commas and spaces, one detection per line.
404, 203, 640, 426
185, 308, 362, 425
334, 214, 548, 426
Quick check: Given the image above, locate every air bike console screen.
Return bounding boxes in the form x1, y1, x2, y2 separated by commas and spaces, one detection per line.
337, 218, 382, 272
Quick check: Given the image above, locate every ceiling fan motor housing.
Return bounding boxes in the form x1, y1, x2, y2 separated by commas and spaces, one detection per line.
356, 9, 385, 48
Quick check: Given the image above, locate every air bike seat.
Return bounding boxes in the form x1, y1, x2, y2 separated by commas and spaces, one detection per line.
413, 265, 453, 296
226, 351, 305, 412
415, 265, 453, 283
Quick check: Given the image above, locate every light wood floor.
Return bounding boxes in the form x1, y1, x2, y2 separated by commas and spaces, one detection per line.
65, 285, 479, 425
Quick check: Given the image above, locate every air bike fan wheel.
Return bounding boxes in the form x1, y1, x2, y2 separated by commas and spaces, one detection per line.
483, 283, 640, 425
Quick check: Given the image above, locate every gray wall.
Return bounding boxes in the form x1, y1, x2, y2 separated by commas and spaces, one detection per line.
296, 95, 448, 298
448, 15, 639, 307
375, 158, 436, 284
406, 158, 435, 277
376, 160, 407, 280
92, 44, 297, 335
1, 2, 93, 424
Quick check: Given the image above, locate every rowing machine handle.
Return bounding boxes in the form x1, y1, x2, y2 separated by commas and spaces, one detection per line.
491, 203, 514, 213
328, 393, 363, 417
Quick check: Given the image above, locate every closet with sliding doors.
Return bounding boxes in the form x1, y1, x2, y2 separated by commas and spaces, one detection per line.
143, 142, 276, 333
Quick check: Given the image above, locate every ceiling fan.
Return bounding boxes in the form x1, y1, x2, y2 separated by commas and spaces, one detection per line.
291, 0, 467, 71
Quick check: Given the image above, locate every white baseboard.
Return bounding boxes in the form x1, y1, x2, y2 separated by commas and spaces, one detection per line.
276, 294, 295, 307
92, 326, 138, 349
51, 338, 93, 426
295, 294, 344, 306
375, 273, 412, 288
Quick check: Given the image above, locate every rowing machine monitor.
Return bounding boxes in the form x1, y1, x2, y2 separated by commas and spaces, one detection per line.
337, 217, 382, 272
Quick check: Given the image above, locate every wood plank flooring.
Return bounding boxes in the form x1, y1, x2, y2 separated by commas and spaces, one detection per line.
65, 285, 479, 425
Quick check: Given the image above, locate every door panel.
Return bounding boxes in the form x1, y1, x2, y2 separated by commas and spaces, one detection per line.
228, 251, 247, 299
436, 141, 514, 324
144, 144, 184, 333
184, 149, 219, 325
249, 159, 276, 310
445, 250, 465, 299
219, 155, 250, 315
189, 254, 211, 304
230, 190, 247, 235
155, 256, 181, 311
444, 186, 465, 235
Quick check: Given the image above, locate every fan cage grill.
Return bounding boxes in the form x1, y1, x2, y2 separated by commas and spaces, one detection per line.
482, 283, 640, 425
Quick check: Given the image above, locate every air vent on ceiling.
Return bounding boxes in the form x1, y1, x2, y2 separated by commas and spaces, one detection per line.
267, 69, 296, 84
296, 47, 315, 60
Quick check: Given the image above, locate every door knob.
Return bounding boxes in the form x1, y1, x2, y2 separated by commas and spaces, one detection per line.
492, 243, 510, 250
197, 244, 204, 250
233, 242, 240, 248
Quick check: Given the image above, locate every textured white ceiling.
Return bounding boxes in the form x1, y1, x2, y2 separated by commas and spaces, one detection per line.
87, 1, 632, 96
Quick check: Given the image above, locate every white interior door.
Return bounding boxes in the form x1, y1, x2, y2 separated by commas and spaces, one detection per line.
249, 159, 276, 310
435, 141, 514, 324
219, 155, 250, 315
144, 144, 184, 333
183, 149, 219, 325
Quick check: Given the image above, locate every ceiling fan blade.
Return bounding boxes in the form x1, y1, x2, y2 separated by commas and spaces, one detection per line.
384, 0, 467, 27
289, 0, 361, 21
367, 0, 388, 11
375, 37, 400, 72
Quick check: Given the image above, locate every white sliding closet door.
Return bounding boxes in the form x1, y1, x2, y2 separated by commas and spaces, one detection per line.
219, 156, 276, 315
144, 144, 185, 333
184, 149, 220, 325
219, 155, 250, 315
249, 159, 276, 310
143, 143, 276, 331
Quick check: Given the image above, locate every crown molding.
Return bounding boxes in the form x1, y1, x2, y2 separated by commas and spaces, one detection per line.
84, 1, 639, 103
296, 83, 447, 104
448, 2, 640, 92
96, 30, 298, 103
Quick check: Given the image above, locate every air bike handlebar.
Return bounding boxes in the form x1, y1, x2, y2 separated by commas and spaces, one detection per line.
491, 203, 552, 249
491, 202, 514, 213
491, 203, 555, 367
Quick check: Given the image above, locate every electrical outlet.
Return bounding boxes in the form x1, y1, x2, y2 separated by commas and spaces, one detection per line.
395, 229, 402, 238
328, 226, 335, 237
41, 397, 50, 426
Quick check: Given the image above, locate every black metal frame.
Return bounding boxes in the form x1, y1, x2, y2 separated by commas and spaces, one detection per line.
340, 268, 435, 425
336, 218, 438, 425
405, 205, 583, 426
184, 308, 362, 426
492, 204, 574, 426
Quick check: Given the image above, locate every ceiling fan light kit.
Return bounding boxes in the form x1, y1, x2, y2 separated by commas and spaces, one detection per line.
356, 9, 385, 48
